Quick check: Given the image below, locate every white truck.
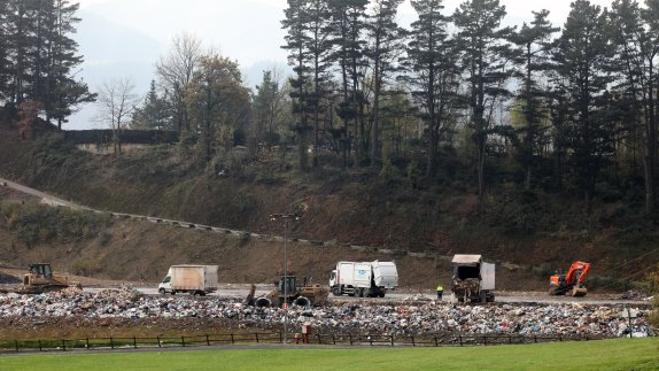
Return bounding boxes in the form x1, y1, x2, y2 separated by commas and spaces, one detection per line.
329, 261, 398, 298
451, 255, 495, 303
158, 265, 218, 296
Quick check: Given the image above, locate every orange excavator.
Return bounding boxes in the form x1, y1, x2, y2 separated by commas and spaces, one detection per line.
549, 261, 591, 297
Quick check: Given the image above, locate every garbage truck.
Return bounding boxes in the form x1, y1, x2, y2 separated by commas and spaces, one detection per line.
329, 261, 398, 298
158, 265, 218, 296
451, 255, 495, 303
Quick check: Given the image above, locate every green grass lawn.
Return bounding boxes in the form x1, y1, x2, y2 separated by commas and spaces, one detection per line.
1, 338, 657, 371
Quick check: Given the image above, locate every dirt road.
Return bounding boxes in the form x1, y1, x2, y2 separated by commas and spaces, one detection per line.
82, 284, 651, 307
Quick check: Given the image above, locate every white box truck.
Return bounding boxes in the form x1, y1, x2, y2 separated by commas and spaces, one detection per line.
329, 261, 398, 298
451, 255, 495, 303
158, 265, 218, 296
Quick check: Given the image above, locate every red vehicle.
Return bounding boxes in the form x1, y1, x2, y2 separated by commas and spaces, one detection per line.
549, 261, 591, 297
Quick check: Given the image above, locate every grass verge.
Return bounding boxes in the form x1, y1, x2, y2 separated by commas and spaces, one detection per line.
1, 338, 657, 371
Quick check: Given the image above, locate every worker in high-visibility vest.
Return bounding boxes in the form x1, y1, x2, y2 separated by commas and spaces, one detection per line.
436, 284, 444, 300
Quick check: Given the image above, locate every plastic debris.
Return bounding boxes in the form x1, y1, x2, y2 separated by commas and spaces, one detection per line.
0, 288, 653, 337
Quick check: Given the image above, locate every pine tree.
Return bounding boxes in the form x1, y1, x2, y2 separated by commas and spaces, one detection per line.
553, 0, 613, 211
406, 0, 459, 177
47, 0, 95, 129
28, 0, 55, 106
282, 0, 312, 171
509, 9, 559, 190
454, 0, 514, 201
132, 80, 171, 131
0, 0, 9, 101
366, 0, 405, 166
5, 0, 31, 104
329, 0, 369, 166
253, 70, 288, 146
608, 0, 656, 212
302, 0, 333, 168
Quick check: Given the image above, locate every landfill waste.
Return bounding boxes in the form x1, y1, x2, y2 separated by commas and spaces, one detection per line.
617, 290, 647, 301
0, 288, 653, 337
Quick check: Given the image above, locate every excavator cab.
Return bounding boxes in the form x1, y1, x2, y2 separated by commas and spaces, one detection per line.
30, 264, 53, 278
278, 275, 298, 298
24, 263, 54, 285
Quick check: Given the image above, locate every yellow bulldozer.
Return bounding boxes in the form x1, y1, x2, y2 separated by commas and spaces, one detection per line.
19, 263, 79, 294
255, 275, 329, 308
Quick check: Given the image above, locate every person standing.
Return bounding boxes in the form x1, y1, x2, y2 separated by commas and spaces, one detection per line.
436, 284, 444, 300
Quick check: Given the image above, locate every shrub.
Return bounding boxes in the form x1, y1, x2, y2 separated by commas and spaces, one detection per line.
0, 201, 112, 247
646, 264, 659, 328
71, 258, 102, 276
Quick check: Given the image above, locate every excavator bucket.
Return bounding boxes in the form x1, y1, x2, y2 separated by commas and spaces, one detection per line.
571, 285, 588, 297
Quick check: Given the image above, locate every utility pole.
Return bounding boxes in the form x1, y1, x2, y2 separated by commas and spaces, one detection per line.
269, 213, 300, 345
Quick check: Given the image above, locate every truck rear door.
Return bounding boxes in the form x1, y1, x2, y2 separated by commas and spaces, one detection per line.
372, 262, 398, 288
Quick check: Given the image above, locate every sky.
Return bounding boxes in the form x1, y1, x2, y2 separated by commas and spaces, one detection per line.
69, 0, 615, 129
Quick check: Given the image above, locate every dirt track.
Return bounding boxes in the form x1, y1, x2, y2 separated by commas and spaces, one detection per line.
80, 284, 651, 306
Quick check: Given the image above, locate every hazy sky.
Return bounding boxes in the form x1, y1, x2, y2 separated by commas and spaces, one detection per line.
70, 0, 615, 129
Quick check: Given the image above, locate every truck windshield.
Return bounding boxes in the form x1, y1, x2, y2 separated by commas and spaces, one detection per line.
162, 276, 171, 284
280, 277, 295, 294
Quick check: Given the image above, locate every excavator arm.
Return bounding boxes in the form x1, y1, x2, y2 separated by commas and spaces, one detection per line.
565, 261, 591, 286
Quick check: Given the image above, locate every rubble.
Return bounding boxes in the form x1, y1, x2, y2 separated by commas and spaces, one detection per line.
0, 289, 653, 338
617, 290, 647, 301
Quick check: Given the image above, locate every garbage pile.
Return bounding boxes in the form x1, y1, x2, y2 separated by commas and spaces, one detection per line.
0, 288, 653, 338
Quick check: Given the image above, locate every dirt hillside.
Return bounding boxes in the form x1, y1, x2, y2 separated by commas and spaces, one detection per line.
0, 128, 656, 290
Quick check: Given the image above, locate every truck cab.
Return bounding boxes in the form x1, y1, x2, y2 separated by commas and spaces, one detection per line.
329, 270, 337, 288
158, 274, 173, 294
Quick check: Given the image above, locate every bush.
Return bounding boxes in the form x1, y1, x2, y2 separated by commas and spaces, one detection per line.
0, 201, 112, 247
98, 231, 113, 246
71, 258, 102, 276
646, 264, 659, 328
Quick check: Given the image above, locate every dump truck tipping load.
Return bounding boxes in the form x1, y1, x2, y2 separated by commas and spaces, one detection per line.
158, 265, 218, 296
451, 255, 495, 303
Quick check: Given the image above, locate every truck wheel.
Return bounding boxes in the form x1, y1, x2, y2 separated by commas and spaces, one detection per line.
378, 292, 385, 298
332, 287, 341, 296
171, 290, 176, 296
158, 288, 165, 295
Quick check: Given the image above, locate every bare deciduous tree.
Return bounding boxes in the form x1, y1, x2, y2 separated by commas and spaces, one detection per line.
96, 77, 139, 155
156, 33, 203, 133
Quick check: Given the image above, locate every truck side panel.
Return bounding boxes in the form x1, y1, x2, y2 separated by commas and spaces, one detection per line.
171, 267, 204, 291
480, 263, 496, 291
337, 262, 354, 286
353, 263, 372, 288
